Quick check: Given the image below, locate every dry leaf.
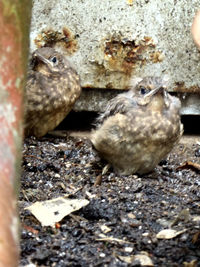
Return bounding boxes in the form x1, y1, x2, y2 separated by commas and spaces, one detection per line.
134, 252, 154, 266
127, 213, 136, 219
100, 225, 112, 234
183, 259, 198, 267
192, 216, 200, 222
117, 255, 133, 264
96, 234, 132, 244
156, 229, 186, 239
117, 252, 154, 266
85, 191, 96, 199
25, 196, 89, 226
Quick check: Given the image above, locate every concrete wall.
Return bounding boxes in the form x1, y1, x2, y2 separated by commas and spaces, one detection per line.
30, 0, 200, 114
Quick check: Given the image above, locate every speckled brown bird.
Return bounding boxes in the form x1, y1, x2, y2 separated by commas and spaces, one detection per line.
24, 47, 81, 137
91, 77, 183, 175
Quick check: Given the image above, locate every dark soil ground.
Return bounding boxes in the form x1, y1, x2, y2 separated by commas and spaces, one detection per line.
19, 115, 200, 267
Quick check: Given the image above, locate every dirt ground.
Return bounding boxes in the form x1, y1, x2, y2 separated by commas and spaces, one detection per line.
19, 126, 200, 266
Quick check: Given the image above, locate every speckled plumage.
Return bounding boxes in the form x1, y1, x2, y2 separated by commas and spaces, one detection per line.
91, 77, 183, 175
25, 47, 81, 137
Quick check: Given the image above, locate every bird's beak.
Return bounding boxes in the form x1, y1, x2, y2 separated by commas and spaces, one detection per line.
144, 86, 169, 107
144, 86, 166, 99
33, 51, 53, 68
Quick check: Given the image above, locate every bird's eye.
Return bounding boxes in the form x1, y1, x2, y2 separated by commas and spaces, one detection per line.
140, 87, 148, 95
51, 56, 57, 64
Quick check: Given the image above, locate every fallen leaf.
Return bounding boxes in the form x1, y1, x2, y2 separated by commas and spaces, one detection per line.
183, 259, 198, 267
25, 196, 89, 226
117, 255, 133, 264
117, 252, 154, 266
99, 225, 112, 234
134, 252, 154, 266
85, 191, 96, 199
127, 213, 136, 219
192, 215, 200, 222
156, 229, 187, 239
96, 234, 132, 244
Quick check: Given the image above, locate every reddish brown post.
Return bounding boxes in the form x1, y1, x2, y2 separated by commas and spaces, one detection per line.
0, 1, 32, 266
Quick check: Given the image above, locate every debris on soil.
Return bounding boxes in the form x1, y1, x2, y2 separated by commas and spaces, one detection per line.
156, 229, 187, 240
116, 252, 154, 266
20, 134, 200, 266
25, 196, 89, 227
177, 161, 200, 172
96, 234, 133, 244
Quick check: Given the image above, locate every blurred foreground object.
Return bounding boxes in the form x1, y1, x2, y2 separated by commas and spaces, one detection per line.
25, 47, 81, 137
92, 77, 183, 175
0, 0, 31, 266
191, 9, 200, 50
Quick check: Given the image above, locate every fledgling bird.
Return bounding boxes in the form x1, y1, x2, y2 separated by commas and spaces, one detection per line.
91, 77, 183, 175
24, 47, 81, 137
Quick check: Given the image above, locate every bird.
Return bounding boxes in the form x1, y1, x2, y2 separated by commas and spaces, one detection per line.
24, 47, 81, 137
91, 76, 183, 175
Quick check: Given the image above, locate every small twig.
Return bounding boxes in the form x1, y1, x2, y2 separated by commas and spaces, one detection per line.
23, 154, 49, 164
177, 161, 200, 172
21, 189, 30, 202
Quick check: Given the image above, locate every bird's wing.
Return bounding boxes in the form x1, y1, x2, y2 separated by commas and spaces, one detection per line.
24, 72, 49, 134
95, 93, 136, 125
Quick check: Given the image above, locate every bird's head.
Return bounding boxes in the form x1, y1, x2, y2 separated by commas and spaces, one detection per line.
129, 76, 170, 111
31, 47, 70, 75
